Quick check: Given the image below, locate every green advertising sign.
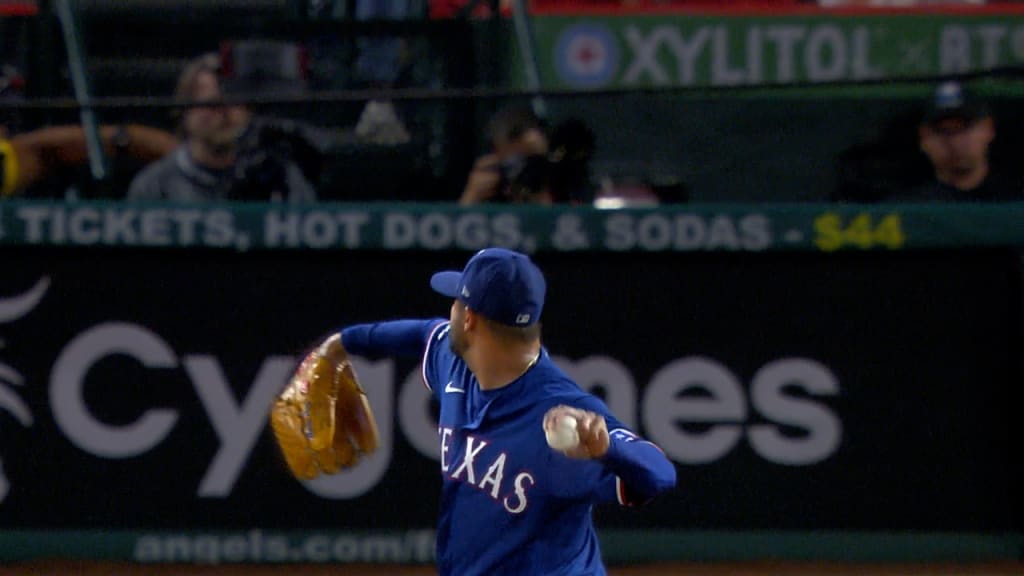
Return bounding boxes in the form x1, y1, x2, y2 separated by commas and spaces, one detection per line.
1, 200, 1024, 252
527, 14, 1024, 89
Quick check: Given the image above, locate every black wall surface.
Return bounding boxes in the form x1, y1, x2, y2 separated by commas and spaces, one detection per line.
0, 247, 1020, 532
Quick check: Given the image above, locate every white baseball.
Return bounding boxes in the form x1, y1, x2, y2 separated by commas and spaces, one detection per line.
545, 415, 579, 451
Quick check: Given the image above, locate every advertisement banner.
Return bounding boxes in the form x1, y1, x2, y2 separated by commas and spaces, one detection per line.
3, 200, 1024, 252
0, 248, 1020, 552
526, 13, 1024, 90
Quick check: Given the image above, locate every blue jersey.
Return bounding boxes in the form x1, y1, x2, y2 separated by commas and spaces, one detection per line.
342, 319, 676, 576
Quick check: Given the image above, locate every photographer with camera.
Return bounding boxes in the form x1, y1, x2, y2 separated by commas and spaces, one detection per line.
127, 51, 318, 203
459, 105, 595, 206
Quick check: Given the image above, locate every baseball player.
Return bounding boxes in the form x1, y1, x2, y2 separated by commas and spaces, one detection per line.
337, 247, 677, 575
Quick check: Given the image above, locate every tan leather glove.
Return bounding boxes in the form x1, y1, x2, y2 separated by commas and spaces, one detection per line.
270, 334, 379, 479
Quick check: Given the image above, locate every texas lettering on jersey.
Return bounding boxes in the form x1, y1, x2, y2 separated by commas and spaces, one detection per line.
438, 427, 534, 514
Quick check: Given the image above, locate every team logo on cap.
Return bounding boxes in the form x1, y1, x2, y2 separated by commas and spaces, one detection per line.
515, 313, 531, 325
935, 81, 965, 109
554, 23, 619, 89
460, 286, 470, 298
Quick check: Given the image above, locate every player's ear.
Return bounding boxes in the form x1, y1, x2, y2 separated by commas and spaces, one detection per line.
463, 306, 479, 332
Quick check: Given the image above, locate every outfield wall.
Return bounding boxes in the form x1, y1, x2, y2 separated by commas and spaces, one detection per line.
0, 201, 1020, 564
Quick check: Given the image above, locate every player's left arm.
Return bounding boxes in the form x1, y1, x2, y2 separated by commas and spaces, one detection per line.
340, 319, 444, 358
546, 403, 676, 505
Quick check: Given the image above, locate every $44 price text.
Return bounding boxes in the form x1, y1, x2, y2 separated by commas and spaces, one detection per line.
813, 212, 905, 252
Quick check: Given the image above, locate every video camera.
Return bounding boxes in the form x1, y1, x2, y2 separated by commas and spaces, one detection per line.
496, 118, 596, 204
229, 116, 332, 201
217, 41, 330, 200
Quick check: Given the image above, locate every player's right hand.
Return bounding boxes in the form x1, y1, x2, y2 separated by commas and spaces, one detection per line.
544, 405, 610, 460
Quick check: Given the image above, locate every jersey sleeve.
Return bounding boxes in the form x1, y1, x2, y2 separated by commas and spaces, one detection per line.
420, 321, 451, 401
599, 418, 677, 506
340, 319, 445, 358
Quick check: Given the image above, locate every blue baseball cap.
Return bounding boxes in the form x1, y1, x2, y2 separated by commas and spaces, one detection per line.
430, 248, 546, 327
924, 80, 989, 125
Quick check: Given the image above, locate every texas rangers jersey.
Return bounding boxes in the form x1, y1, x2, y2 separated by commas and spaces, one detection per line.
341, 318, 672, 576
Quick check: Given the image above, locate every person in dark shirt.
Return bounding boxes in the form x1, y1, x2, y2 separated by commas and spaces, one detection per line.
891, 80, 1021, 203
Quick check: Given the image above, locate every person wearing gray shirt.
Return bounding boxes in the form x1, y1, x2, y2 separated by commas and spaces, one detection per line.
128, 53, 316, 203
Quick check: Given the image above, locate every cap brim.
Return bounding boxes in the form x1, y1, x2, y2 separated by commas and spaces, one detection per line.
430, 271, 461, 298
926, 104, 988, 125
927, 110, 974, 123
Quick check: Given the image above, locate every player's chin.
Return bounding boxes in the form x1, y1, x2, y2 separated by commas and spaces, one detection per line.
448, 343, 467, 359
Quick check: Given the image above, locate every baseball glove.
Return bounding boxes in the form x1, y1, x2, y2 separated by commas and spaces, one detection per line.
270, 334, 379, 480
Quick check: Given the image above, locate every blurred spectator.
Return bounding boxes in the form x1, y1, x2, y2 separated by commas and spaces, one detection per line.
890, 81, 1022, 202
459, 105, 595, 205
353, 0, 410, 89
308, 0, 410, 85
127, 52, 318, 202
460, 106, 550, 205
0, 124, 177, 198
308, 0, 412, 145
